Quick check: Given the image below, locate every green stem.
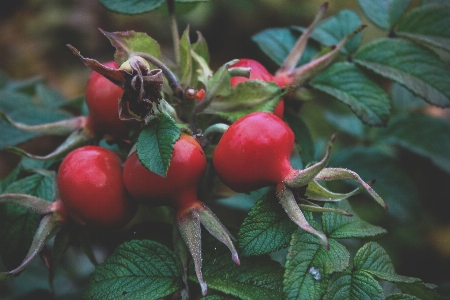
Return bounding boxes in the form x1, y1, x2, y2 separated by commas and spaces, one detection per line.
203, 123, 229, 139
166, 0, 181, 65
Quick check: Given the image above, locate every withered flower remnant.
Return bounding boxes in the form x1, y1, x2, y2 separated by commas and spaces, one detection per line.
67, 45, 164, 121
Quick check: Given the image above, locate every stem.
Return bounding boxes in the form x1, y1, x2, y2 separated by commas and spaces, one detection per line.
166, 0, 181, 65
278, 2, 328, 74
130, 52, 184, 99
0, 194, 54, 214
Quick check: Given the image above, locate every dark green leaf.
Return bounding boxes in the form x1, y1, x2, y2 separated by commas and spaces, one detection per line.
238, 191, 297, 256
386, 294, 419, 300
0, 174, 53, 270
376, 114, 450, 173
284, 111, 315, 165
179, 26, 192, 86
358, 0, 411, 30
189, 236, 285, 300
98, 0, 165, 15
83, 240, 183, 300
323, 111, 366, 139
354, 38, 450, 107
322, 200, 387, 239
0, 106, 73, 149
323, 269, 384, 300
0, 90, 36, 113
391, 82, 427, 111
252, 27, 319, 67
0, 167, 20, 194
354, 242, 438, 300
329, 147, 420, 223
137, 113, 180, 177
203, 80, 284, 122
310, 9, 363, 54
191, 32, 210, 86
397, 4, 450, 52
310, 62, 391, 126
283, 226, 350, 299
36, 84, 66, 108
101, 30, 162, 65
353, 242, 395, 274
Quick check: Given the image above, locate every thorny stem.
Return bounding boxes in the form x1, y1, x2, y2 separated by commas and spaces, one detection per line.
166, 0, 181, 65
130, 52, 184, 100
278, 2, 328, 74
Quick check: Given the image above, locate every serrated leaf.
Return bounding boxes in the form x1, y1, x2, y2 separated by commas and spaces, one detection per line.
100, 29, 162, 65
321, 200, 387, 239
310, 9, 363, 54
238, 191, 297, 256
329, 147, 420, 223
83, 240, 183, 300
284, 111, 315, 165
283, 226, 350, 300
98, 0, 165, 15
323, 269, 384, 300
386, 294, 419, 300
203, 80, 284, 122
179, 26, 192, 86
354, 38, 450, 107
0, 174, 53, 270
252, 27, 319, 67
391, 82, 427, 111
354, 242, 438, 300
311, 62, 391, 126
376, 114, 450, 173
137, 113, 180, 178
189, 236, 285, 300
397, 4, 450, 52
358, 0, 411, 30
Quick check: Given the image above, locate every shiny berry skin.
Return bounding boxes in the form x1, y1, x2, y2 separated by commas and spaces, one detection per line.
57, 146, 136, 228
123, 134, 207, 214
230, 59, 284, 118
213, 112, 295, 193
85, 61, 130, 140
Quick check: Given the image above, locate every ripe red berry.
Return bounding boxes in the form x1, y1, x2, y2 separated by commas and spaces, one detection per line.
85, 61, 130, 140
213, 111, 296, 193
123, 133, 207, 214
57, 146, 136, 228
230, 59, 284, 118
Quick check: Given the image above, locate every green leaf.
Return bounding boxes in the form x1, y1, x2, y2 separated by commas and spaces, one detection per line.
0, 106, 73, 149
310, 62, 391, 126
101, 29, 162, 65
323, 269, 384, 300
252, 27, 319, 67
329, 147, 420, 223
386, 294, 419, 300
238, 191, 297, 256
283, 226, 350, 299
137, 113, 180, 178
191, 32, 211, 86
358, 0, 411, 30
354, 242, 438, 300
0, 174, 53, 271
354, 38, 450, 107
36, 84, 66, 108
284, 111, 315, 165
321, 200, 387, 239
391, 82, 427, 111
189, 236, 285, 300
0, 90, 36, 113
83, 240, 183, 300
397, 4, 450, 52
376, 114, 450, 173
98, 0, 165, 14
323, 111, 366, 139
310, 9, 363, 54
179, 26, 192, 86
203, 80, 284, 122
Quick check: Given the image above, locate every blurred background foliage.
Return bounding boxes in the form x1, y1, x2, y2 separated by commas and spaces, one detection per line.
0, 0, 449, 299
